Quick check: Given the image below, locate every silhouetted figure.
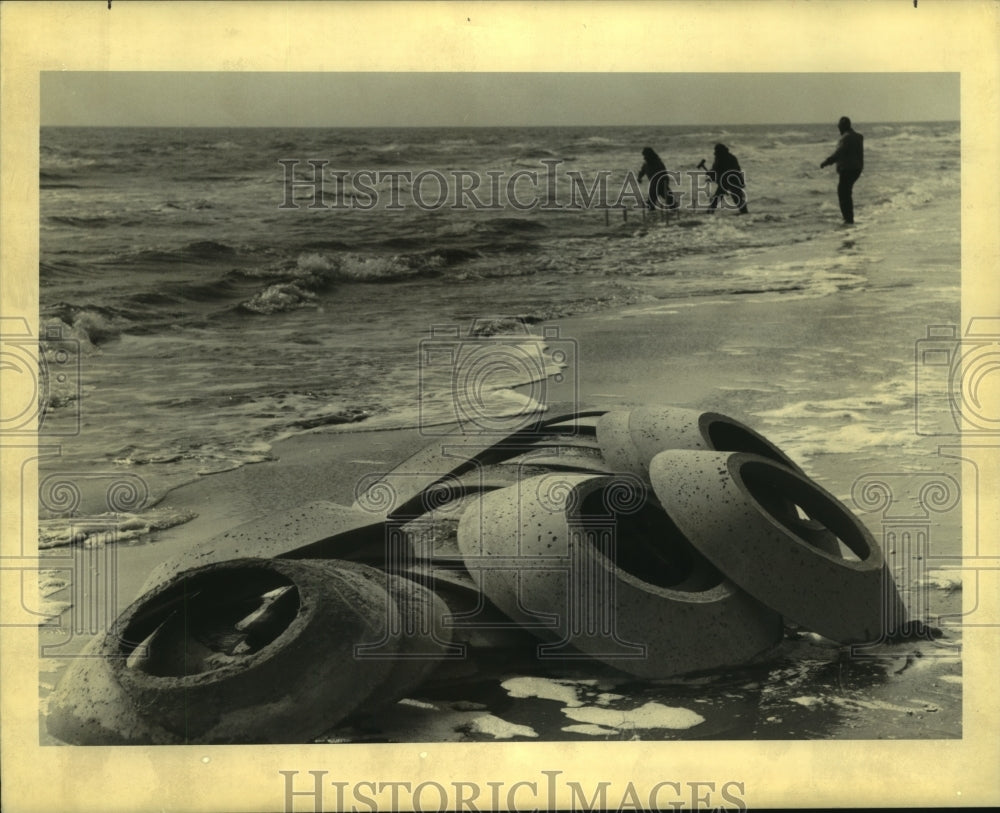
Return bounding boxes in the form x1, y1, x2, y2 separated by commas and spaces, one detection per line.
706, 143, 748, 214
820, 116, 864, 225
638, 147, 676, 210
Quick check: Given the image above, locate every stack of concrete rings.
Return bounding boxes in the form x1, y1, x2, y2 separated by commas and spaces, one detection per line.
448, 405, 905, 675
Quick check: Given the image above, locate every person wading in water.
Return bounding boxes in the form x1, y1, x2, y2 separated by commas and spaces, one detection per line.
703, 143, 748, 214
638, 147, 676, 211
820, 116, 864, 225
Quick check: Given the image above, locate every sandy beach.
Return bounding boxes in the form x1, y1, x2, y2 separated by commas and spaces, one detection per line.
40, 190, 963, 744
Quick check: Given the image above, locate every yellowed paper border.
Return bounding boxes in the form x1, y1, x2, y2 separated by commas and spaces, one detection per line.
3, 1, 998, 810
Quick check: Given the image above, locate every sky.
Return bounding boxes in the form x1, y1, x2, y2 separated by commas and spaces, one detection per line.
40, 72, 959, 128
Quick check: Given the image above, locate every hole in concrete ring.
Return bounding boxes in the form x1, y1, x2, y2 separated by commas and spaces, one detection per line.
577, 487, 723, 591
704, 416, 797, 467
738, 460, 872, 562
118, 565, 300, 678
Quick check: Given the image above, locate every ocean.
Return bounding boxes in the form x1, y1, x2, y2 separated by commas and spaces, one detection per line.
38, 121, 960, 544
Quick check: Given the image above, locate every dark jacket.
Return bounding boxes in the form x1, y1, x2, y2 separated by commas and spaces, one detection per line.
823, 129, 864, 174
710, 148, 745, 188
638, 150, 668, 183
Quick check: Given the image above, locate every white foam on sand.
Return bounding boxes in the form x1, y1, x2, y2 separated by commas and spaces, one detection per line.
561, 701, 705, 731
832, 697, 933, 714
919, 571, 962, 592
794, 695, 934, 715
36, 599, 73, 624
397, 698, 437, 710
38, 507, 198, 549
466, 714, 539, 739
499, 676, 627, 709
38, 571, 70, 598
33, 570, 73, 624
500, 676, 585, 707
751, 385, 923, 463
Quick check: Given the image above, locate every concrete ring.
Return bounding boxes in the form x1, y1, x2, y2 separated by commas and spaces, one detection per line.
648, 450, 907, 644
110, 558, 400, 743
396, 564, 542, 651
330, 563, 456, 709
455, 473, 784, 678
597, 406, 840, 556
597, 405, 800, 473
47, 640, 183, 744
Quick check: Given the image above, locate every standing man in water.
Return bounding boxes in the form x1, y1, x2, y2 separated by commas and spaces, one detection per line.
820, 116, 864, 225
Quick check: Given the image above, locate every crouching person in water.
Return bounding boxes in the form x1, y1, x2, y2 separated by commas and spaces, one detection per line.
638, 147, 677, 210
705, 143, 748, 214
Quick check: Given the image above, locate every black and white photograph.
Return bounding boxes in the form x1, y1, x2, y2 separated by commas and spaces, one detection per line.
2, 2, 998, 811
